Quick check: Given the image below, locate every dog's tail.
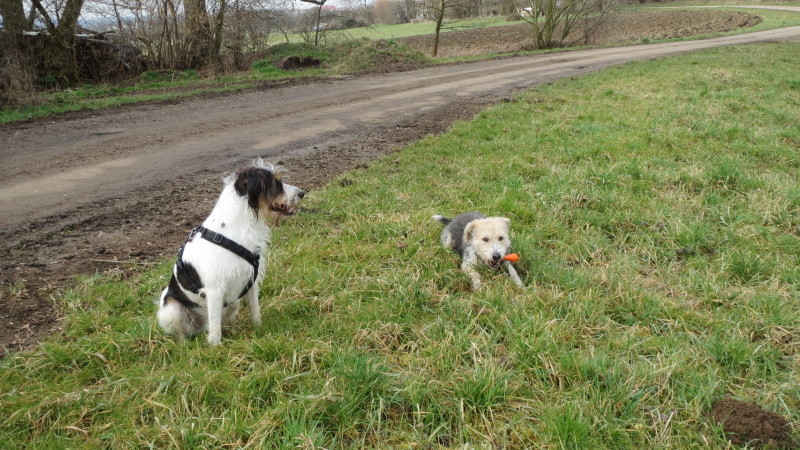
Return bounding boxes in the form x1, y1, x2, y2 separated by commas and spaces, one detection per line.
432, 214, 451, 226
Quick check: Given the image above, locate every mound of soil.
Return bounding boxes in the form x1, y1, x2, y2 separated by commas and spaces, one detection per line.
336, 40, 429, 73
398, 10, 762, 57
708, 398, 797, 448
280, 56, 321, 70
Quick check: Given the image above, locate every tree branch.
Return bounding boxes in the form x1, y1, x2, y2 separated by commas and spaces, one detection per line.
29, 0, 55, 32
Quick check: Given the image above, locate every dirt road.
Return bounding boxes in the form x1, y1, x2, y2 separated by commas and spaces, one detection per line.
2, 21, 799, 354
3, 24, 800, 230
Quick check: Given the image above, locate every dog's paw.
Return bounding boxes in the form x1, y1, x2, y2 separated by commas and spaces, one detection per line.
207, 334, 222, 346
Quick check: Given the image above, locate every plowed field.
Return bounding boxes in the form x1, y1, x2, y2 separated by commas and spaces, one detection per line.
399, 10, 762, 57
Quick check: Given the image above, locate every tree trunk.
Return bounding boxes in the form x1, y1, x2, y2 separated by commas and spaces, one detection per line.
314, 4, 323, 46
209, 0, 227, 72
37, 0, 84, 82
185, 0, 212, 69
0, 0, 35, 104
56, 0, 85, 35
0, 0, 26, 37
28, 0, 55, 31
431, 0, 445, 56
298, 0, 327, 46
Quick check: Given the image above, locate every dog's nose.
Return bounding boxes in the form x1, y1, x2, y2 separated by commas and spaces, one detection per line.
492, 253, 502, 261
298, 190, 306, 199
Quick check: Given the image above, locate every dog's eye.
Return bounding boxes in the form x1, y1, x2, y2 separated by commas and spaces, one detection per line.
498, 236, 504, 241
482, 237, 490, 242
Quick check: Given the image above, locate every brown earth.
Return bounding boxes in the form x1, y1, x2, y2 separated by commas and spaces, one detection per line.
398, 10, 762, 57
0, 9, 797, 357
708, 398, 797, 448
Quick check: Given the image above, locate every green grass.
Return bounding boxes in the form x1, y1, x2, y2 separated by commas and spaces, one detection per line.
2, 41, 800, 448
0, 70, 258, 124
272, 16, 525, 44
0, 83, 258, 124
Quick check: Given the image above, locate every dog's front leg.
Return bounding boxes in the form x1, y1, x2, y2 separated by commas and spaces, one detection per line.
206, 290, 224, 346
462, 264, 482, 290
504, 261, 524, 289
245, 285, 262, 327
461, 251, 482, 290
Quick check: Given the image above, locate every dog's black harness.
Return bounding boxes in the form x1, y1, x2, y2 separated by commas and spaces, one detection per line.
176, 226, 261, 302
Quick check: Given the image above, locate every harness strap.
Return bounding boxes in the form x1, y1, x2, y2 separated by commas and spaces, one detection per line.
176, 226, 261, 300
196, 226, 261, 272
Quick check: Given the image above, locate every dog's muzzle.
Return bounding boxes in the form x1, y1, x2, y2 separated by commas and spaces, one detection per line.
271, 190, 305, 216
270, 203, 298, 216
487, 253, 503, 268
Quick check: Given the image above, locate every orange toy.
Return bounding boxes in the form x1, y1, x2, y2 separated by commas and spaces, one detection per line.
502, 253, 520, 263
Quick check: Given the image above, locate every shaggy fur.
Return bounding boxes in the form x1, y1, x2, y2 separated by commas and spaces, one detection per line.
434, 211, 524, 290
157, 160, 305, 345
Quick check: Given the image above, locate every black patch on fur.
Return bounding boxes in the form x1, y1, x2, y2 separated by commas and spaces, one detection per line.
435, 215, 452, 225
233, 167, 285, 213
164, 272, 200, 308
444, 211, 486, 258
177, 259, 203, 294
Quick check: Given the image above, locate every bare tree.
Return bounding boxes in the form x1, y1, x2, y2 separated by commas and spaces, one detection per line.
421, 0, 482, 56
208, 0, 228, 71
297, 0, 328, 45
221, 0, 278, 69
516, 0, 613, 49
339, 0, 374, 24
429, 0, 447, 56
373, 0, 405, 24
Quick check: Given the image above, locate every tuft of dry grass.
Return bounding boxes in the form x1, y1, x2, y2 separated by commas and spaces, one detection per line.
0, 51, 38, 107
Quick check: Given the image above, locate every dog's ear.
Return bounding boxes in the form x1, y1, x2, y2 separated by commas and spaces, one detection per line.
464, 221, 477, 242
500, 218, 511, 233
233, 168, 248, 195
235, 168, 281, 211
261, 168, 284, 200
234, 168, 256, 210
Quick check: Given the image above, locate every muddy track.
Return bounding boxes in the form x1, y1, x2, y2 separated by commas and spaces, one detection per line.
2, 19, 799, 356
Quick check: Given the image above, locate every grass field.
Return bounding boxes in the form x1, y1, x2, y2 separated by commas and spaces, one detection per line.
2, 42, 799, 447
276, 16, 523, 44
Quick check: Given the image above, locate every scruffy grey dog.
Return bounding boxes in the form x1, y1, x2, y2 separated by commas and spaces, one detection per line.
433, 211, 524, 290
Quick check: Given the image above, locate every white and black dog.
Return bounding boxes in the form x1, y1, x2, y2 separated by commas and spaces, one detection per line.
434, 211, 524, 290
157, 160, 305, 345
